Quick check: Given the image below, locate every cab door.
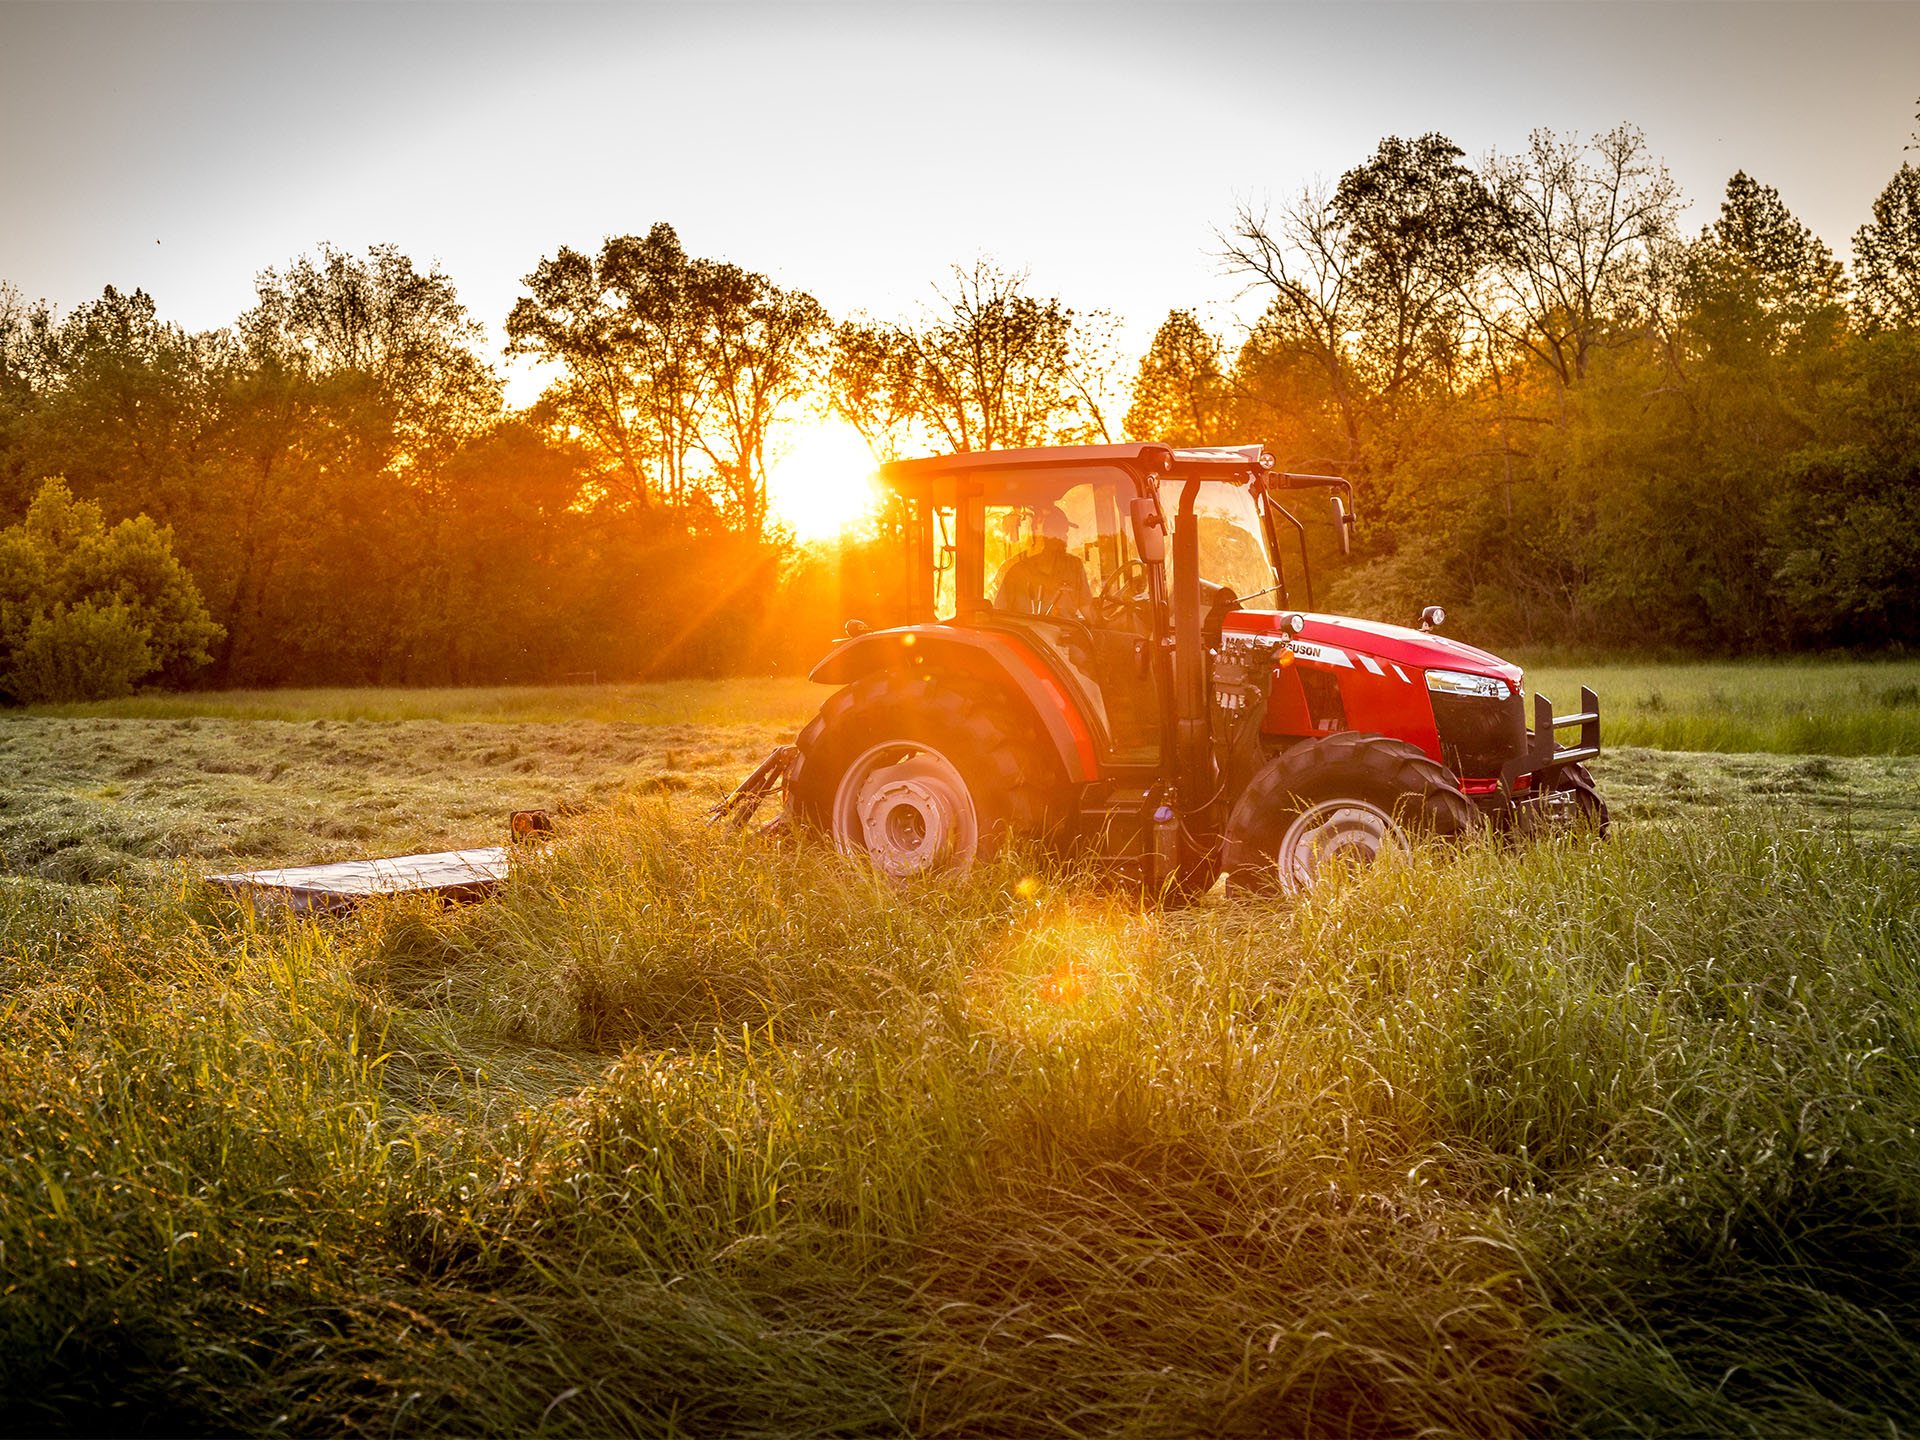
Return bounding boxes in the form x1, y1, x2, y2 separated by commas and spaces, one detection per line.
977, 477, 1162, 766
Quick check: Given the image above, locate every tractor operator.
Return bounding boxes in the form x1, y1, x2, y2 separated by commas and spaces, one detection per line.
991, 505, 1091, 618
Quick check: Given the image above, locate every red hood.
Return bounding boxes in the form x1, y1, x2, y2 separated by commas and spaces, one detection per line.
1227, 611, 1524, 687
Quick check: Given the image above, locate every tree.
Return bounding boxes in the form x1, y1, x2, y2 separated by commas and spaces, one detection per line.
909, 261, 1098, 452
1223, 184, 1371, 457
211, 244, 503, 683
1853, 164, 1920, 333
506, 243, 657, 503
1225, 133, 1499, 455
508, 224, 712, 509
828, 319, 922, 462
1475, 125, 1680, 388
1328, 133, 1500, 399
511, 227, 828, 531
1124, 310, 1233, 443
0, 477, 221, 701
0, 284, 50, 396
602, 226, 715, 510
826, 263, 1104, 458
9, 286, 225, 521
695, 265, 828, 536
244, 243, 501, 471
0, 285, 53, 503
1684, 171, 1847, 357
1768, 330, 1920, 645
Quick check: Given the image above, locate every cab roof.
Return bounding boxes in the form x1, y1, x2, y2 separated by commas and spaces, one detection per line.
877, 442, 1272, 493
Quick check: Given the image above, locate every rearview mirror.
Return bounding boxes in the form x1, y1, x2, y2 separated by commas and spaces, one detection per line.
1129, 497, 1167, 564
1330, 494, 1353, 557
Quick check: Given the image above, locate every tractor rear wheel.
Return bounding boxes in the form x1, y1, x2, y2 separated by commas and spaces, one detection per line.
787, 675, 1056, 879
1222, 732, 1478, 895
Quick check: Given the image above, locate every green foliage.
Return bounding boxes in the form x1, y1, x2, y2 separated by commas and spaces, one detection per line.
1123, 309, 1232, 444
827, 262, 1110, 461
7, 124, 1920, 688
5, 599, 155, 704
1231, 126, 1920, 655
508, 222, 829, 526
243, 241, 504, 469
0, 477, 219, 702
1330, 132, 1500, 399
1476, 124, 1678, 387
1767, 328, 1920, 645
1852, 163, 1920, 333
1684, 170, 1849, 359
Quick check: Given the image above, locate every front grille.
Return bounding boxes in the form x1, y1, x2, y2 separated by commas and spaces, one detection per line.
1431, 691, 1524, 779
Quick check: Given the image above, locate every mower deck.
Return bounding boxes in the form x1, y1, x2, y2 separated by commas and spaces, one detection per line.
206, 847, 511, 914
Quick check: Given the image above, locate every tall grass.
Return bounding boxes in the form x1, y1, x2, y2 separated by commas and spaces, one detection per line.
3, 807, 1917, 1434
1526, 656, 1920, 754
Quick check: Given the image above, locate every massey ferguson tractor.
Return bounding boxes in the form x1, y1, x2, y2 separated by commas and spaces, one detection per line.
716, 442, 1605, 893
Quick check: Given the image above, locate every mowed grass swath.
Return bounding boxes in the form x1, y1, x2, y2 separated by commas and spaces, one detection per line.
30, 656, 1920, 753
3, 750, 1920, 1433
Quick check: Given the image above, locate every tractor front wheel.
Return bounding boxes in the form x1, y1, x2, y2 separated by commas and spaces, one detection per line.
1540, 759, 1610, 837
788, 675, 1056, 880
1223, 732, 1478, 895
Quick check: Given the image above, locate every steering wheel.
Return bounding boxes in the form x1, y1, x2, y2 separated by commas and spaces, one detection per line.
1089, 558, 1152, 629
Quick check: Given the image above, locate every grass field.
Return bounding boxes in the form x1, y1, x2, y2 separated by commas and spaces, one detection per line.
23, 676, 826, 728
3, 669, 1919, 1435
29, 654, 1920, 755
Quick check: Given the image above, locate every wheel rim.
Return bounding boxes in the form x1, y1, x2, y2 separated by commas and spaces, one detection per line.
831, 742, 979, 878
1276, 798, 1407, 891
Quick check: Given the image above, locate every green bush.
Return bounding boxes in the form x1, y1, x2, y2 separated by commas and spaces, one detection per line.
0, 478, 220, 702
4, 599, 155, 704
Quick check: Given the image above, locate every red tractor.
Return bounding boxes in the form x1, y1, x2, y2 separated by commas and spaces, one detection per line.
717, 443, 1605, 892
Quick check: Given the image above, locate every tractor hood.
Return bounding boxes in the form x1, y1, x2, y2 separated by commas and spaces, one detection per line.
1228, 611, 1524, 687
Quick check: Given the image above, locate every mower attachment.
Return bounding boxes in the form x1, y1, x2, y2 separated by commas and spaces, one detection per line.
709, 744, 798, 831
206, 848, 512, 915
1499, 686, 1602, 795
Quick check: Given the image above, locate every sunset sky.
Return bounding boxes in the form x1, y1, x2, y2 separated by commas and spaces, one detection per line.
3, 0, 1915, 415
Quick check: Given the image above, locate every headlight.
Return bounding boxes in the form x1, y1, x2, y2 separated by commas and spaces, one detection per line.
1425, 668, 1512, 700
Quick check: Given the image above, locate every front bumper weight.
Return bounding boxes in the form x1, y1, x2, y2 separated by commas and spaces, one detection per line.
1499, 686, 1601, 797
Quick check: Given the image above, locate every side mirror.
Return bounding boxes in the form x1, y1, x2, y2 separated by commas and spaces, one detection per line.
1129, 497, 1167, 564
1330, 494, 1353, 557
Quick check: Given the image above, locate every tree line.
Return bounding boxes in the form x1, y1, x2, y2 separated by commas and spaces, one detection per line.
1172, 120, 1920, 651
1, 109, 1916, 698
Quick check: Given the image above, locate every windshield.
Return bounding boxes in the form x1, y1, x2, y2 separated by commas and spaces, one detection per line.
1186, 480, 1280, 608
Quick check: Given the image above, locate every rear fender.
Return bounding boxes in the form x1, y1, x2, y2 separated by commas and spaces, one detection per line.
810, 630, 1099, 783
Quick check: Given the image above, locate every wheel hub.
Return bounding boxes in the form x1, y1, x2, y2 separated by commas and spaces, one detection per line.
834, 745, 978, 878
1276, 798, 1407, 891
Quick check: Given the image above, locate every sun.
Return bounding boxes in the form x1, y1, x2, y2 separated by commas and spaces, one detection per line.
767, 420, 882, 542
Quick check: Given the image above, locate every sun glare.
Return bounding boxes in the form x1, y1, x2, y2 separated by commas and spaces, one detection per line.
768, 421, 882, 543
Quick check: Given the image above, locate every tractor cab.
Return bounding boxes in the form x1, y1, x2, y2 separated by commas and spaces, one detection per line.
878, 444, 1292, 767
